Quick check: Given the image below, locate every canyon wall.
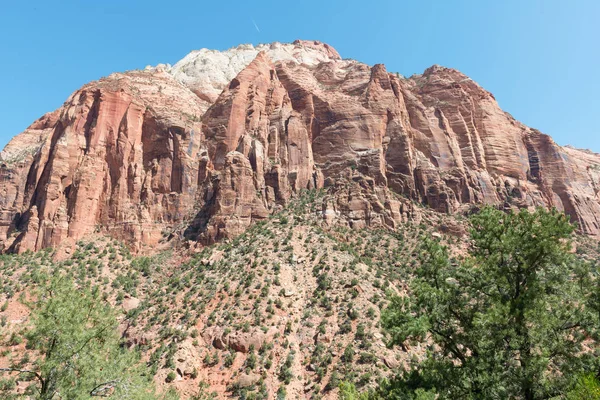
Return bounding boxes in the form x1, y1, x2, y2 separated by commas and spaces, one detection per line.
2, 40, 599, 252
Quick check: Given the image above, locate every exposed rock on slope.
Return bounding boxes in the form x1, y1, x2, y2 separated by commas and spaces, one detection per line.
2, 40, 600, 252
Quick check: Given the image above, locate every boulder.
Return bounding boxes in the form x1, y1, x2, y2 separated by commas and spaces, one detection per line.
235, 373, 261, 388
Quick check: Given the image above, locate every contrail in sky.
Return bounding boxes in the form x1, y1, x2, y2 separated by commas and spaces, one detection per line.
252, 19, 260, 32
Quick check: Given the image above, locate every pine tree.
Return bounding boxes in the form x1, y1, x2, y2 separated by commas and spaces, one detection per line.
380, 207, 599, 399
1, 275, 165, 399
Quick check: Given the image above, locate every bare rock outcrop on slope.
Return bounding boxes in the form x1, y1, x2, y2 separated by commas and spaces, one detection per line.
2, 40, 599, 252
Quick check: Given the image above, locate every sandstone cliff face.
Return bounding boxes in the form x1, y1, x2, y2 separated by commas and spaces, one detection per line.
169, 40, 341, 107
1, 68, 205, 252
2, 40, 599, 252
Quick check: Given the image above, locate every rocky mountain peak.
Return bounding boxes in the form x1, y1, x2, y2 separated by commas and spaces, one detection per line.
168, 40, 342, 105
1, 40, 599, 254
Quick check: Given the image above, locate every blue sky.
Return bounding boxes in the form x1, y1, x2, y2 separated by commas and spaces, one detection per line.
1, 0, 598, 151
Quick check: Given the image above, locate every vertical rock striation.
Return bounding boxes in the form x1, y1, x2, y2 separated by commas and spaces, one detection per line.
1, 68, 205, 252
2, 40, 599, 252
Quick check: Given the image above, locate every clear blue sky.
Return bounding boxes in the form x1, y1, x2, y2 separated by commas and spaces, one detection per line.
1, 0, 598, 151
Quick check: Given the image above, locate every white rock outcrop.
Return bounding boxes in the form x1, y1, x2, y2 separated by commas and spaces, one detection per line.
168, 40, 341, 103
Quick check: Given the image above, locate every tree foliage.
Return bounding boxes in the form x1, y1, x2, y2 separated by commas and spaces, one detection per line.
566, 374, 600, 400
339, 381, 369, 400
1, 275, 166, 399
380, 207, 599, 399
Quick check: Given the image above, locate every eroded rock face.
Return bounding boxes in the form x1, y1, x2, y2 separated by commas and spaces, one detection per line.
0, 111, 59, 248
2, 40, 600, 252
169, 40, 341, 107
1, 69, 205, 252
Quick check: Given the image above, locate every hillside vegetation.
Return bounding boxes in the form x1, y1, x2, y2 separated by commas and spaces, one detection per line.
1, 191, 599, 399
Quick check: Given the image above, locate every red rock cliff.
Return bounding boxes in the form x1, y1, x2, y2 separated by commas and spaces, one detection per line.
1, 41, 599, 252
